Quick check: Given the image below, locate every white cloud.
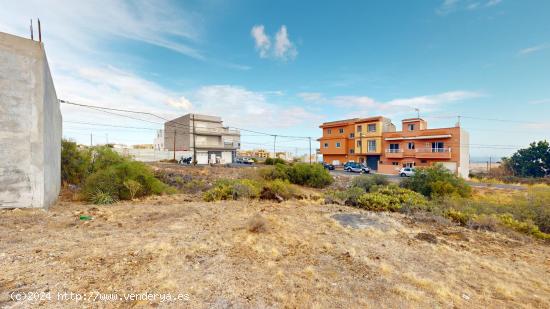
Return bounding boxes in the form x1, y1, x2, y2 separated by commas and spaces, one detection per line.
486, 0, 502, 7
297, 92, 324, 102
302, 91, 482, 117
167, 97, 193, 110
250, 24, 297, 61
437, 0, 503, 15
192, 85, 320, 128
251, 25, 271, 58
518, 44, 550, 55
274, 25, 297, 61
529, 99, 550, 105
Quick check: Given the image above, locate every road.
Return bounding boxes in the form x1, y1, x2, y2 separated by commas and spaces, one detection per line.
329, 170, 527, 191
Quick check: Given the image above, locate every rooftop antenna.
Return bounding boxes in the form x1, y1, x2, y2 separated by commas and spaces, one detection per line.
37, 18, 42, 42
414, 108, 420, 118
30, 19, 34, 40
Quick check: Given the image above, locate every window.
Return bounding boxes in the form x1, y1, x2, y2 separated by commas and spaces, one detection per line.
368, 123, 376, 132
389, 143, 400, 153
421, 160, 427, 163
349, 133, 355, 138
392, 162, 399, 166
338, 128, 344, 134
408, 142, 415, 150
432, 142, 444, 152
404, 162, 415, 168
336, 142, 341, 148
323, 142, 329, 148
349, 148, 355, 154
408, 124, 415, 131
357, 140, 362, 147
327, 128, 332, 134
356, 125, 362, 132
368, 140, 376, 152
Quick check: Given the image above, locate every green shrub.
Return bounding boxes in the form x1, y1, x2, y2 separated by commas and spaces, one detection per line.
444, 208, 469, 226
265, 157, 286, 165
324, 187, 365, 206
260, 179, 297, 201
90, 189, 117, 205
259, 163, 333, 188
90, 146, 127, 172
286, 163, 333, 188
356, 193, 401, 211
203, 179, 261, 201
61, 139, 91, 184
351, 174, 389, 192
259, 164, 290, 181
401, 164, 471, 198
497, 214, 550, 239
82, 161, 171, 203
123, 179, 142, 199
372, 185, 428, 209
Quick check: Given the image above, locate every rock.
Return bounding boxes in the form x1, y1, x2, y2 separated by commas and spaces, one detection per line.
415, 232, 438, 244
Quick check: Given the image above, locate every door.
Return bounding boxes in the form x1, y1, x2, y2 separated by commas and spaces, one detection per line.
366, 155, 380, 170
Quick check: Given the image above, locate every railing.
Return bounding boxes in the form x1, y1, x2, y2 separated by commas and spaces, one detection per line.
415, 148, 451, 153
194, 127, 240, 135
385, 149, 403, 153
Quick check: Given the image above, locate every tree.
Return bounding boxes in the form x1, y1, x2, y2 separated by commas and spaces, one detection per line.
505, 140, 550, 177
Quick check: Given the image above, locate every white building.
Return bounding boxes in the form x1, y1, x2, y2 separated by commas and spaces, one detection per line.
164, 114, 240, 164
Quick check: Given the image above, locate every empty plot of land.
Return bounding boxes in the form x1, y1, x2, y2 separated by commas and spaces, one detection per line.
1, 194, 549, 308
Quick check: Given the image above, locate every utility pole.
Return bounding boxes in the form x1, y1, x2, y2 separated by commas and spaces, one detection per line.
308, 137, 312, 164
415, 108, 420, 118
173, 128, 176, 161
273, 135, 277, 158
192, 114, 197, 165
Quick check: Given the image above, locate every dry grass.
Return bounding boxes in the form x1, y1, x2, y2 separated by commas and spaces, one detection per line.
1, 192, 549, 308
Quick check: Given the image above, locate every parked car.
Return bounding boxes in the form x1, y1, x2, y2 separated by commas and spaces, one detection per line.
179, 156, 192, 165
399, 167, 415, 177
323, 162, 335, 170
344, 162, 370, 173
236, 157, 254, 165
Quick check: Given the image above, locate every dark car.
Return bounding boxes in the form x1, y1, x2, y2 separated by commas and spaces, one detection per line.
323, 162, 335, 170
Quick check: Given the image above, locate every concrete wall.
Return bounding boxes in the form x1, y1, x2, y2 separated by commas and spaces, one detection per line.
0, 32, 61, 208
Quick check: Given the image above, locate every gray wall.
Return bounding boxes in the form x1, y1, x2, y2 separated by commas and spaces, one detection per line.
0, 32, 61, 208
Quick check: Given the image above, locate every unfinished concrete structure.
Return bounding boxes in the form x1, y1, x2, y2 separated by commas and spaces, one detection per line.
0, 32, 62, 208
164, 114, 240, 164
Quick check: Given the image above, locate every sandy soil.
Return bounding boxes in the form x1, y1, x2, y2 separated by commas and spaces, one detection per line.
1, 191, 549, 308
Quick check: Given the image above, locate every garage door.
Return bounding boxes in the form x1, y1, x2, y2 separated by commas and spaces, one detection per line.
221, 151, 233, 164
196, 152, 209, 165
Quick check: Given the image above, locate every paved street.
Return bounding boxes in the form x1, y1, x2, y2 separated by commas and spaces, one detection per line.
329, 170, 527, 190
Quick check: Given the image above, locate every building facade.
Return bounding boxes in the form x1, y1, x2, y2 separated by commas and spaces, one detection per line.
319, 116, 469, 177
164, 114, 240, 164
318, 117, 395, 169
379, 118, 469, 178
153, 129, 164, 150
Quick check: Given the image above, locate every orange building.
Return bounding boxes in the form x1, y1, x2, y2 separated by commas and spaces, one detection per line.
319, 117, 469, 177
318, 116, 395, 169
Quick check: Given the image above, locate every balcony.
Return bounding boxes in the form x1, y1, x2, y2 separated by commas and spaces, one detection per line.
385, 149, 404, 158
415, 148, 452, 159
194, 127, 240, 136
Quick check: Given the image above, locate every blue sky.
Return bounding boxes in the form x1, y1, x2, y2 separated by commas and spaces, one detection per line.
1, 0, 549, 158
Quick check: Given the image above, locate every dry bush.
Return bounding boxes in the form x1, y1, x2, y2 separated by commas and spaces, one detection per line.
246, 214, 268, 233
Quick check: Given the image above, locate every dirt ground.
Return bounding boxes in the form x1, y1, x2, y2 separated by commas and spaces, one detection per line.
1, 167, 549, 308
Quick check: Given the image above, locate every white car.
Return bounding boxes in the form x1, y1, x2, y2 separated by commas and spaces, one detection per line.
399, 167, 415, 177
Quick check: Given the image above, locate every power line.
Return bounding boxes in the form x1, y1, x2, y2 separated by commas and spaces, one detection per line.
59, 99, 313, 139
